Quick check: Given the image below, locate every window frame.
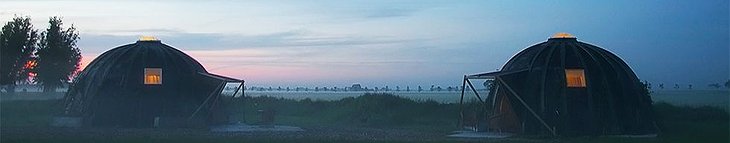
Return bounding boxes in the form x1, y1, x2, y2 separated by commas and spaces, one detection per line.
144, 68, 162, 85
565, 69, 586, 88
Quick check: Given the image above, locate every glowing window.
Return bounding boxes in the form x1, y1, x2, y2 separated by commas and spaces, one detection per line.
144, 68, 162, 85
565, 69, 586, 88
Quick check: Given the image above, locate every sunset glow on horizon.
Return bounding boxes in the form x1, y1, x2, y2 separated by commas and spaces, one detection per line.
4, 0, 727, 87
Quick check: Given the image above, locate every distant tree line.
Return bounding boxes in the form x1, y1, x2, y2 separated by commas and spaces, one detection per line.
0, 16, 80, 94
248, 80, 730, 92
645, 80, 730, 90
244, 85, 470, 92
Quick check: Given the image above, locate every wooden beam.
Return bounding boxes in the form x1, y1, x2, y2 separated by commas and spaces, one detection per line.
496, 76, 557, 136
466, 79, 484, 103
189, 82, 225, 120
241, 81, 246, 123
458, 76, 467, 128
226, 81, 244, 123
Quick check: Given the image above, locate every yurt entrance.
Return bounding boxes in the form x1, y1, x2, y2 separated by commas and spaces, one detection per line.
458, 70, 558, 136
457, 73, 509, 132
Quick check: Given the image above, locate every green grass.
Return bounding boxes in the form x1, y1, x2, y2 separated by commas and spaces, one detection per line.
1, 93, 728, 143
651, 90, 729, 110
0, 100, 61, 127
234, 93, 461, 129
2, 137, 462, 143
653, 102, 729, 143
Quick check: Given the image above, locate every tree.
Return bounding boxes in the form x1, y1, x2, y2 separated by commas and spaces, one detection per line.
725, 80, 729, 89
708, 83, 721, 89
643, 81, 652, 90
1, 16, 39, 94
34, 17, 80, 92
640, 80, 652, 97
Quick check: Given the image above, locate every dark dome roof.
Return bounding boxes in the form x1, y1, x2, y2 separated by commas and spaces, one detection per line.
84, 40, 207, 76
63, 39, 234, 127
484, 34, 655, 136
502, 36, 634, 74
66, 40, 209, 95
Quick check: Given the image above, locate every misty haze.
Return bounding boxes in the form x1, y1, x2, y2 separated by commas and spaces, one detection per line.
1, 0, 728, 143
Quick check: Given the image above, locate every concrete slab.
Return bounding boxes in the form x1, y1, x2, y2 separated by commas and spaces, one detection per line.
611, 134, 658, 138
447, 131, 514, 138
210, 123, 304, 132
50, 116, 82, 127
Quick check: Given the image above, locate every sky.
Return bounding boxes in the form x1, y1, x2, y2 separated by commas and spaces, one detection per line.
1, 0, 728, 88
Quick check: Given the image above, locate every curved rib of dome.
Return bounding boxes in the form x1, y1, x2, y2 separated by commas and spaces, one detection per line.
62, 40, 241, 127
469, 35, 657, 136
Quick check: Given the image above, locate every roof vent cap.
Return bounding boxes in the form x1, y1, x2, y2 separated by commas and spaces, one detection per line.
138, 36, 160, 42
551, 32, 576, 39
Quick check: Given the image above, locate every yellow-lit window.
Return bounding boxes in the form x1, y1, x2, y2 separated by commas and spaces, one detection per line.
565, 69, 586, 88
144, 68, 162, 85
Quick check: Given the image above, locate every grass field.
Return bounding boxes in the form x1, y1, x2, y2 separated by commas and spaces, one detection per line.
1, 93, 728, 143
3, 89, 727, 107
651, 90, 729, 110
242, 89, 730, 109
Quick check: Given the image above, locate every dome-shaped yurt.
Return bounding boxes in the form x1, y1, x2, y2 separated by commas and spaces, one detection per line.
61, 37, 243, 128
459, 33, 656, 136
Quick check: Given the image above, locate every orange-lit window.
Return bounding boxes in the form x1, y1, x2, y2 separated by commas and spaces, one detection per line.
144, 68, 162, 85
565, 69, 586, 88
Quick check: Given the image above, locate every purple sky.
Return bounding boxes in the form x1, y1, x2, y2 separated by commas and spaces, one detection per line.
2, 0, 728, 88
